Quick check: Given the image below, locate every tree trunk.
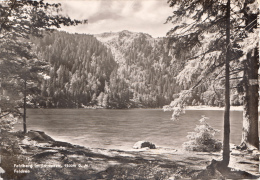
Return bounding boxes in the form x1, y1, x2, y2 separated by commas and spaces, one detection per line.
23, 78, 27, 134
0, 81, 1, 112
241, 48, 259, 150
240, 1, 259, 150
221, 0, 231, 167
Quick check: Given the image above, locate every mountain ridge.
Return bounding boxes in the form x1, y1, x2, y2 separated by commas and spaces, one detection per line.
31, 30, 236, 109
94, 30, 159, 65
31, 30, 179, 108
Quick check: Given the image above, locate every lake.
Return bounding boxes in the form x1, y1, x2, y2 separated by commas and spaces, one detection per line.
14, 109, 247, 150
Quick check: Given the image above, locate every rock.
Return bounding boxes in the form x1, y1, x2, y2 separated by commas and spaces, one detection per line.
133, 141, 156, 149
27, 130, 54, 142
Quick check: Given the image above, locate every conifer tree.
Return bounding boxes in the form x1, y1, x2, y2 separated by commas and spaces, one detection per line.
166, 0, 260, 171
0, 0, 87, 133
238, 0, 259, 150
165, 0, 258, 167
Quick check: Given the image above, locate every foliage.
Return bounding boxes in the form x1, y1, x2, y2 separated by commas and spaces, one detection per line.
96, 31, 185, 108
183, 116, 222, 152
0, 131, 28, 180
23, 28, 246, 109
165, 0, 259, 167
165, 0, 259, 115
0, 0, 87, 131
0, 113, 18, 131
31, 31, 116, 108
30, 30, 184, 108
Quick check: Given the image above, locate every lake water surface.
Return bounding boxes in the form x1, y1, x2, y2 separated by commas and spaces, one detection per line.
14, 109, 248, 150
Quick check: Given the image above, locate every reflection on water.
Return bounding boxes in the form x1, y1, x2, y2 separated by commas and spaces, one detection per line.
14, 109, 247, 150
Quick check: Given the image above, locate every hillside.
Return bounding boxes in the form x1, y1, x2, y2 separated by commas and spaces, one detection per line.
32, 31, 116, 108
95, 30, 181, 108
31, 30, 182, 108
30, 30, 240, 109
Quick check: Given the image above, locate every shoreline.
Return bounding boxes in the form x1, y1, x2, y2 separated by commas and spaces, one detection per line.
185, 105, 244, 111
1, 130, 259, 179
28, 105, 246, 110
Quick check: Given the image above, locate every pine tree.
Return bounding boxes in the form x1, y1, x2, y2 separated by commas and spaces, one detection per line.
166, 0, 259, 153
238, 0, 259, 150
0, 0, 87, 133
165, 0, 250, 168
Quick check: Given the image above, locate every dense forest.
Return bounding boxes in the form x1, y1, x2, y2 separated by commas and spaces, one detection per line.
95, 30, 179, 108
30, 30, 177, 108
30, 30, 242, 108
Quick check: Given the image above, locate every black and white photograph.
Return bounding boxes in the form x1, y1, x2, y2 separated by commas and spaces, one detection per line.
0, 0, 259, 179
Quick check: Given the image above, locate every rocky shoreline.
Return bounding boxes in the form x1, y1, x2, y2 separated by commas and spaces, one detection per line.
0, 130, 259, 179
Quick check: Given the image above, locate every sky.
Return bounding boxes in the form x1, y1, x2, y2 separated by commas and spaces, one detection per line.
50, 0, 174, 38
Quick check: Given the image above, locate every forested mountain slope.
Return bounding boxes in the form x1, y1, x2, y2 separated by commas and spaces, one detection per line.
95, 30, 180, 108
31, 30, 182, 108
32, 31, 116, 108
32, 30, 240, 108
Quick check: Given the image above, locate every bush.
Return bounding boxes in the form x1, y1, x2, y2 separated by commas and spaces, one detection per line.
183, 116, 222, 152
0, 113, 18, 131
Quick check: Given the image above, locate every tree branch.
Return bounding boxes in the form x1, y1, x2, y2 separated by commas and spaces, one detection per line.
0, 112, 11, 119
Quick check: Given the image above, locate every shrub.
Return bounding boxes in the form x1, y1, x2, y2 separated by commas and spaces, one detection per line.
183, 116, 222, 152
0, 113, 18, 131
